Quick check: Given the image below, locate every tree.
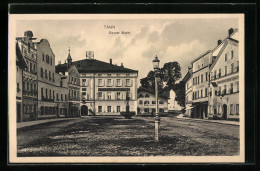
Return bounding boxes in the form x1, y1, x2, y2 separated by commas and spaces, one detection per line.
161, 62, 182, 89
172, 81, 185, 107
140, 61, 182, 94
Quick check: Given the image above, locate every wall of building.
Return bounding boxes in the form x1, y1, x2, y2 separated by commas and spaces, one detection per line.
208, 39, 239, 120
80, 72, 138, 115
137, 91, 168, 114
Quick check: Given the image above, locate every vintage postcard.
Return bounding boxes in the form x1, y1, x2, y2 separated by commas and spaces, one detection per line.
9, 14, 245, 163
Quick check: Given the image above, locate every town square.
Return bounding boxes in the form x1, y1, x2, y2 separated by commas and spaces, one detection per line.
10, 14, 243, 161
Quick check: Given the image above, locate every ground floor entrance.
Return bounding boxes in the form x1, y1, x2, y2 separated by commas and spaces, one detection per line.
81, 105, 88, 116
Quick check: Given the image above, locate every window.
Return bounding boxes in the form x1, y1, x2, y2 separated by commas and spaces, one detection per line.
236, 104, 239, 115
231, 63, 234, 73
98, 74, 102, 76
116, 92, 121, 99
34, 84, 36, 92
50, 57, 52, 65
237, 81, 239, 92
116, 79, 121, 86
198, 76, 200, 84
219, 68, 221, 77
201, 89, 203, 97
198, 90, 200, 98
27, 83, 29, 91
61, 94, 63, 101
49, 71, 51, 80
53, 90, 55, 99
65, 95, 67, 100
144, 101, 149, 105
231, 50, 234, 59
33, 64, 36, 72
98, 92, 102, 99
82, 92, 86, 96
107, 92, 111, 99
41, 68, 43, 77
219, 86, 221, 96
225, 66, 227, 75
139, 100, 143, 105
117, 106, 120, 113
30, 63, 32, 72
74, 91, 76, 97
159, 101, 164, 104
205, 88, 208, 97
45, 88, 48, 98
98, 79, 102, 86
107, 79, 112, 86
214, 70, 216, 79
49, 89, 52, 99
56, 93, 59, 100
152, 101, 156, 104
237, 61, 239, 71
107, 106, 111, 113
45, 69, 47, 79
98, 106, 102, 112
41, 88, 43, 98
126, 79, 130, 86
230, 104, 233, 114
193, 78, 195, 85
82, 79, 86, 86
17, 83, 20, 92
145, 94, 149, 98
82, 88, 86, 91
230, 83, 233, 93
74, 78, 76, 84
42, 53, 44, 61
28, 43, 31, 53
139, 94, 143, 98
46, 55, 49, 64
224, 85, 227, 95
225, 53, 227, 61
201, 74, 203, 83
52, 73, 55, 81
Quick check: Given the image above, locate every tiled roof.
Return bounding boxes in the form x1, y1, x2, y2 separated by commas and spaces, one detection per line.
137, 87, 169, 99
55, 59, 138, 74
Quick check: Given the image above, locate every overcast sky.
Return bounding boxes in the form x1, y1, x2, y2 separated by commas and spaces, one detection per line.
16, 17, 238, 83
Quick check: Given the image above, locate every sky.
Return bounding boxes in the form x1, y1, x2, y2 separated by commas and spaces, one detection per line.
16, 16, 238, 84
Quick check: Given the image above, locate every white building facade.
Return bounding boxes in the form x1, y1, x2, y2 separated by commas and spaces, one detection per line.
208, 28, 239, 120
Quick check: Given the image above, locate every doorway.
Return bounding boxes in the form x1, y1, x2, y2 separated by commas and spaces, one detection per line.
17, 103, 21, 122
81, 105, 88, 116
222, 104, 227, 119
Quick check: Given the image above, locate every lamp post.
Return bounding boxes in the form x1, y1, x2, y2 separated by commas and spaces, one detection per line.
152, 55, 160, 142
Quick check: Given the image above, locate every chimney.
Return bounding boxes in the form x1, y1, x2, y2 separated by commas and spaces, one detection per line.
109, 58, 112, 64
121, 63, 124, 67
58, 61, 61, 65
217, 39, 222, 45
228, 28, 234, 36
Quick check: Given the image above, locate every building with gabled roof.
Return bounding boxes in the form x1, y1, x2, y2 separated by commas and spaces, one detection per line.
137, 87, 168, 115
208, 29, 239, 120
56, 53, 138, 116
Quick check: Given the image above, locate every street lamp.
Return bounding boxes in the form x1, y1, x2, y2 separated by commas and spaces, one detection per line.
152, 55, 160, 141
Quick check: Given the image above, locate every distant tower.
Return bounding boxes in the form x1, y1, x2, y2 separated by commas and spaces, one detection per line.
67, 47, 72, 67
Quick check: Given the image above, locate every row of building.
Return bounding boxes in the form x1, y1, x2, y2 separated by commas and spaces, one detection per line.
183, 28, 240, 120
16, 30, 139, 122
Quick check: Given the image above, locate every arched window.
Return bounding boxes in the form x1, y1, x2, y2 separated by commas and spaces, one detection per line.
145, 94, 150, 98
139, 100, 143, 105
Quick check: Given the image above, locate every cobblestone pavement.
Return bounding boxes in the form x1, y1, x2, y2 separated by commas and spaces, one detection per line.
17, 116, 239, 156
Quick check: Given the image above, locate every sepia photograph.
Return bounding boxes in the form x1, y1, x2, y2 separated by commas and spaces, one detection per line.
8, 13, 245, 163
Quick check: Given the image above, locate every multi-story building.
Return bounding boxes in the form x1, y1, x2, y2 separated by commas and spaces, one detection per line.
183, 67, 193, 117
16, 31, 38, 121
208, 28, 239, 120
56, 54, 136, 115
55, 49, 81, 117
16, 43, 28, 122
191, 50, 212, 119
36, 39, 63, 118
137, 87, 168, 114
